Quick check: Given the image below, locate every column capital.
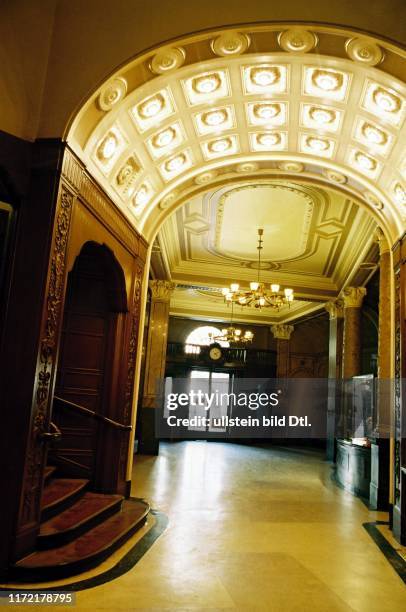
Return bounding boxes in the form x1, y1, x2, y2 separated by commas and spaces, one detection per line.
271, 324, 294, 340
375, 227, 390, 255
149, 280, 176, 301
325, 299, 344, 319
341, 286, 367, 308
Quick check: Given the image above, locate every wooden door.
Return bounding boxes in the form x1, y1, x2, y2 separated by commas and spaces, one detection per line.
52, 243, 122, 483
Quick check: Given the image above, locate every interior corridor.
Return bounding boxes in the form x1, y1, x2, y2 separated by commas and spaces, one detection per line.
69, 441, 405, 610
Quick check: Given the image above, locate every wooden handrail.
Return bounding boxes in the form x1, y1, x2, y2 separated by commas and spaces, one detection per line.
53, 395, 132, 431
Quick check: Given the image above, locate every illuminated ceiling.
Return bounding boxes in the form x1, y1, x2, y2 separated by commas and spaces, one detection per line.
154, 180, 376, 323
69, 25, 406, 245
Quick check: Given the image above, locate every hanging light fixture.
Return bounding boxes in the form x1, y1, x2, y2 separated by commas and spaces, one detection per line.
208, 301, 254, 345
222, 228, 294, 309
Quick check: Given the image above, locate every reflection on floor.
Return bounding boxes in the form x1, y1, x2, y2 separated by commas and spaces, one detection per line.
12, 441, 406, 609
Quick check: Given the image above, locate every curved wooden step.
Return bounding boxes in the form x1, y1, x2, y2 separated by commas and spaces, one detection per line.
41, 479, 89, 522
38, 492, 123, 548
43, 466, 57, 484
14, 499, 150, 580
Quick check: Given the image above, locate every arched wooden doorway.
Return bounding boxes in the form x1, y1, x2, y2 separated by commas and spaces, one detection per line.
51, 241, 129, 492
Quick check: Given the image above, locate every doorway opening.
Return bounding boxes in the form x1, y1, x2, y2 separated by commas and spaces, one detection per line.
51, 241, 128, 492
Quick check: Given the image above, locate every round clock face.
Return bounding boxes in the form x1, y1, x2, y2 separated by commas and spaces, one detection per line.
209, 346, 222, 361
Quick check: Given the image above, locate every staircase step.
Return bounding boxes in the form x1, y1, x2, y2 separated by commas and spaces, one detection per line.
41, 479, 89, 522
14, 499, 149, 579
38, 493, 123, 548
43, 466, 57, 484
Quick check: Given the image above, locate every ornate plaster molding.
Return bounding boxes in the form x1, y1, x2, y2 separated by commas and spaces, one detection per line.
325, 300, 344, 319
375, 227, 390, 255
271, 324, 294, 340
149, 280, 176, 301
341, 286, 367, 308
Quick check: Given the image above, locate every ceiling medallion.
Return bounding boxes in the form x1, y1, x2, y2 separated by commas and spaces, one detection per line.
222, 229, 294, 310
364, 191, 384, 210
323, 169, 347, 184
278, 28, 318, 53
345, 37, 384, 66
373, 87, 401, 114
201, 108, 228, 127
278, 161, 304, 172
236, 162, 259, 173
256, 133, 281, 147
312, 69, 343, 92
97, 77, 127, 111
192, 73, 222, 94
211, 31, 250, 56
152, 127, 177, 148
195, 171, 218, 185
361, 122, 387, 146
96, 132, 118, 161
309, 106, 335, 125
134, 183, 152, 207
355, 151, 377, 172
150, 47, 186, 74
159, 191, 178, 209
208, 137, 232, 153
253, 103, 281, 120
165, 153, 186, 172
250, 66, 281, 87
306, 136, 330, 152
394, 182, 406, 205
138, 93, 165, 119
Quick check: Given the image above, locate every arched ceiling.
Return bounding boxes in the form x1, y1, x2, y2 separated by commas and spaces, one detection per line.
68, 25, 406, 245
153, 180, 377, 324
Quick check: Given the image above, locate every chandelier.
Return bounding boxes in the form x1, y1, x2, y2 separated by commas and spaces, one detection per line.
208, 301, 254, 345
222, 228, 294, 309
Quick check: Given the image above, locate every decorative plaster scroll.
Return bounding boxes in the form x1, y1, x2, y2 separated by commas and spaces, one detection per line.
278, 28, 318, 53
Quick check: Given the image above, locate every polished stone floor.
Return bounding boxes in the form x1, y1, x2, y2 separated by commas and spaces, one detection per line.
9, 441, 406, 610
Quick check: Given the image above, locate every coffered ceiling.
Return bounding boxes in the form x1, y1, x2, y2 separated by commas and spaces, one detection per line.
69, 25, 406, 244
153, 180, 376, 323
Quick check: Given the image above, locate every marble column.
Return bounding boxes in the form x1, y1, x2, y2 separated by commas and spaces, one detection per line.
138, 280, 175, 454
271, 324, 294, 378
370, 229, 392, 510
341, 286, 367, 378
325, 300, 344, 460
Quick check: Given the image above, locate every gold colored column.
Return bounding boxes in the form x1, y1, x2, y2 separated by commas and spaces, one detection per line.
370, 229, 392, 509
325, 300, 344, 460
139, 280, 175, 454
341, 287, 367, 378
271, 324, 294, 378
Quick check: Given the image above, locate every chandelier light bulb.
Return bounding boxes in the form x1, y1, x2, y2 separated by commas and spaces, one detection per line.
226, 293, 233, 301
235, 329, 241, 336
239, 296, 247, 304
271, 284, 280, 293
230, 283, 239, 292
259, 297, 265, 306
284, 288, 293, 296
250, 281, 259, 291
221, 287, 229, 295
